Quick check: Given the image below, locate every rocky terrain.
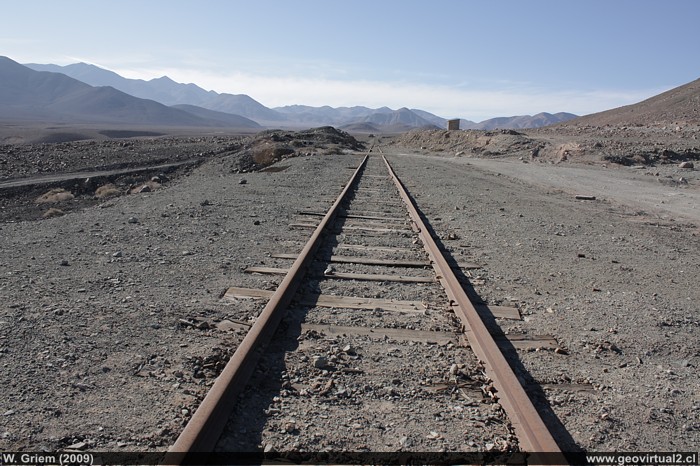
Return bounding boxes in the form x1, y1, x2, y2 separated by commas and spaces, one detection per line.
0, 127, 363, 223
391, 124, 700, 167
0, 128, 697, 455
1, 75, 699, 457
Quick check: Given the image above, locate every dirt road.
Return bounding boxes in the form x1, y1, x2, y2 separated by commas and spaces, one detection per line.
396, 152, 700, 225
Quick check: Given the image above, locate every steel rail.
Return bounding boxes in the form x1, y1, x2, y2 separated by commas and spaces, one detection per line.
381, 155, 561, 455
168, 155, 368, 459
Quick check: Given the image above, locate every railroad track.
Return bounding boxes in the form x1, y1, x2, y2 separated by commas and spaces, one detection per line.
168, 152, 562, 463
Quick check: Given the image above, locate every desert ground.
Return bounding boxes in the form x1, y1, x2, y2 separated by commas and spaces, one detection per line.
0, 124, 698, 454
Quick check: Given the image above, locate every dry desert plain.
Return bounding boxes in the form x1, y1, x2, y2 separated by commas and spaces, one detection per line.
0, 124, 698, 454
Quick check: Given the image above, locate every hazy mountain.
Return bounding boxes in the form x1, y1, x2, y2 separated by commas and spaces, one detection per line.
359, 107, 438, 129
274, 105, 442, 130
338, 122, 382, 133
204, 94, 284, 123
23, 60, 582, 131
363, 108, 573, 131
0, 56, 251, 127
566, 78, 700, 126
462, 112, 578, 130
26, 62, 286, 123
408, 109, 452, 128
274, 105, 383, 125
171, 105, 261, 128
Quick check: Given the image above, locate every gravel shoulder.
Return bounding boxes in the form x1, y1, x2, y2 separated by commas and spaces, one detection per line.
438, 155, 699, 225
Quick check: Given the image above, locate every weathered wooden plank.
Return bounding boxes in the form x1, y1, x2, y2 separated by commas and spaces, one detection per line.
336, 244, 418, 254
346, 210, 405, 218
222, 288, 546, 349
224, 287, 274, 299
342, 214, 405, 222
338, 230, 415, 238
354, 188, 392, 193
351, 200, 403, 207
244, 266, 435, 283
329, 251, 480, 271
298, 210, 405, 222
288, 223, 318, 229
244, 266, 291, 275
325, 271, 435, 283
340, 221, 409, 230
297, 211, 327, 217
339, 225, 412, 233
300, 323, 457, 345
224, 287, 426, 313
273, 250, 481, 272
302, 294, 425, 312
329, 255, 426, 267
300, 324, 558, 350
271, 253, 428, 267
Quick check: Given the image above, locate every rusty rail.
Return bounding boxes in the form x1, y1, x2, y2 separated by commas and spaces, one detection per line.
168, 155, 368, 458
381, 155, 561, 455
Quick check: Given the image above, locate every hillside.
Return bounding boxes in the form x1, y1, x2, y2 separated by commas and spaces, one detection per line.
0, 56, 234, 127
467, 112, 578, 130
568, 78, 700, 126
26, 62, 286, 123
360, 107, 438, 128
171, 105, 261, 128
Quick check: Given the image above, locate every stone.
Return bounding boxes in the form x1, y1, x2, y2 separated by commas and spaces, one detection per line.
42, 208, 65, 218
239, 179, 247, 184
66, 442, 87, 450
313, 356, 329, 369
679, 161, 694, 169
127, 217, 139, 224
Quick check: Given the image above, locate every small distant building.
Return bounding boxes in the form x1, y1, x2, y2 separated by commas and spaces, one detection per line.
447, 119, 460, 130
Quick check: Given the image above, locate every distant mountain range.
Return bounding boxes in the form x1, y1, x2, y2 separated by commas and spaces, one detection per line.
0, 56, 260, 128
1, 56, 579, 131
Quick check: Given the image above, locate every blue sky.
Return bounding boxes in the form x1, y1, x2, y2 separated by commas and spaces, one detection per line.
3, 0, 699, 121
